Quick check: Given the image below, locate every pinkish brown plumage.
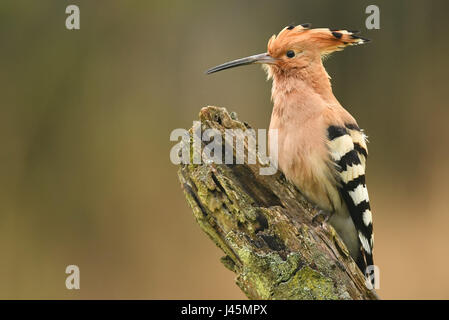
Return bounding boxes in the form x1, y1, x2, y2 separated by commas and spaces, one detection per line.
207, 24, 374, 284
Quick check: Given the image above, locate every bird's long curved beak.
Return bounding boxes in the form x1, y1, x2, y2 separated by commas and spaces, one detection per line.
206, 52, 276, 74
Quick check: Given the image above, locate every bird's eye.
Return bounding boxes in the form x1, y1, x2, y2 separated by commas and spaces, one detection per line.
286, 50, 295, 58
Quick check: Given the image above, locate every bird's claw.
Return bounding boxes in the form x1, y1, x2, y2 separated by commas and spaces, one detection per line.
312, 209, 331, 226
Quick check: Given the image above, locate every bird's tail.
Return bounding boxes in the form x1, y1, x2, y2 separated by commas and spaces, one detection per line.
356, 248, 376, 289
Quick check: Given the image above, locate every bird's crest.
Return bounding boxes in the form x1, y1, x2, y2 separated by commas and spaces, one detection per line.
267, 24, 370, 58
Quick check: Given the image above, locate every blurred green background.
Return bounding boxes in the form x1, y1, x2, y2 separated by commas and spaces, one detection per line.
0, 0, 448, 299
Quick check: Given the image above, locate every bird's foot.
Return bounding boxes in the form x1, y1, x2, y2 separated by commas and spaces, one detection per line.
312, 209, 331, 226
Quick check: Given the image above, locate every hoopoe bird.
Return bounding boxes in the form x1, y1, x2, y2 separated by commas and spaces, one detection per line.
207, 24, 374, 280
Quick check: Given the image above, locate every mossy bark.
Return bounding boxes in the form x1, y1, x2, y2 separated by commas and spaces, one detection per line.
178, 106, 378, 300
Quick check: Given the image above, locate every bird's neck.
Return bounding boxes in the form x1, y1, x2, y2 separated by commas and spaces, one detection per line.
271, 61, 337, 116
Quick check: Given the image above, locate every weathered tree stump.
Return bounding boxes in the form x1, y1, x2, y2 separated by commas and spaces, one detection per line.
178, 106, 378, 300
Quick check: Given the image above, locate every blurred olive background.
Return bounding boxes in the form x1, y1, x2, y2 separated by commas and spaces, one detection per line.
0, 0, 448, 299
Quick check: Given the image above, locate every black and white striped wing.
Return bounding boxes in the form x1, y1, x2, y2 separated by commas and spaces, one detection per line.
327, 124, 374, 271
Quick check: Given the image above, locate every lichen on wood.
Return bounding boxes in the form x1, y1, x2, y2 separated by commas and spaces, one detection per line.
178, 106, 378, 300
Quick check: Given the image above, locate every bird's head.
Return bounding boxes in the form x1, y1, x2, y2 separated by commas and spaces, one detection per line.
206, 24, 370, 77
